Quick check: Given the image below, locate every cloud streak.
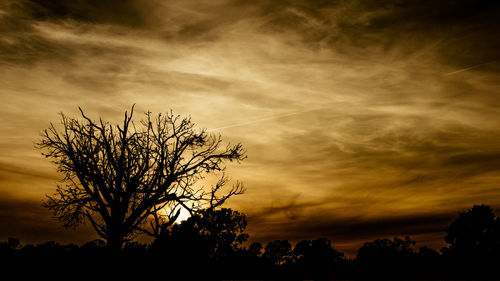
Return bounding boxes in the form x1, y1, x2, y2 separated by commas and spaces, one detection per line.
444, 61, 498, 76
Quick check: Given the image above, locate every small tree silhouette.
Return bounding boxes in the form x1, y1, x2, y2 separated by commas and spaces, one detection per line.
444, 204, 500, 260
248, 242, 263, 256
293, 238, 344, 267
357, 236, 416, 263
37, 106, 246, 250
155, 208, 248, 259
263, 240, 292, 265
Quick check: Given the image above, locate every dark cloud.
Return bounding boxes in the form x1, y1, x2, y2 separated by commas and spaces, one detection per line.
4, 0, 499, 66
246, 198, 326, 222
444, 152, 500, 168
0, 2, 72, 64
256, 0, 500, 67
0, 196, 97, 245
23, 0, 156, 27
0, 0, 147, 65
246, 205, 500, 256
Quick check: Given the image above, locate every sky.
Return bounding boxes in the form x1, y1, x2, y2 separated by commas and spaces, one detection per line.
1, 0, 500, 256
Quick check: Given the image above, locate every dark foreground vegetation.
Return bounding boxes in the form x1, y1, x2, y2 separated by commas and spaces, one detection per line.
1, 204, 499, 280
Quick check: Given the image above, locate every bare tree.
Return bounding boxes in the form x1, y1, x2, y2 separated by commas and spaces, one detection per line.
37, 106, 246, 250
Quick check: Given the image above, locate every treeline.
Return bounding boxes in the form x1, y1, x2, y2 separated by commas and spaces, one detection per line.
1, 205, 499, 280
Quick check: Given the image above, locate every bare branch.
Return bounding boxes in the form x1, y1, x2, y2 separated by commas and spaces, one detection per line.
36, 106, 246, 249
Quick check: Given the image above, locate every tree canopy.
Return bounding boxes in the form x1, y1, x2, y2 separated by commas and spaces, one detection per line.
444, 204, 500, 259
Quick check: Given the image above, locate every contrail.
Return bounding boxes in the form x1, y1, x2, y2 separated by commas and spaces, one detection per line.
208, 60, 497, 132
444, 60, 496, 76
207, 106, 327, 132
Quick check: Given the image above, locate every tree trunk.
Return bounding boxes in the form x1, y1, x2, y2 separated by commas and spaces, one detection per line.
107, 234, 124, 251
107, 223, 124, 251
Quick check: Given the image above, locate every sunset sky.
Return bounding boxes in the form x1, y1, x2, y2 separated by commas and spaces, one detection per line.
1, 0, 500, 256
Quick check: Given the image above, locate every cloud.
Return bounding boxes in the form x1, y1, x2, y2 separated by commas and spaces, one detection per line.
20, 0, 159, 27
0, 0, 499, 255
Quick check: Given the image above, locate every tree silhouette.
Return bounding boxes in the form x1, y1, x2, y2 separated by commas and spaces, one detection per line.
191, 208, 249, 257
248, 242, 263, 256
81, 239, 106, 249
292, 238, 344, 280
37, 106, 246, 250
293, 238, 344, 266
263, 240, 292, 265
155, 208, 248, 259
444, 204, 500, 260
357, 236, 416, 263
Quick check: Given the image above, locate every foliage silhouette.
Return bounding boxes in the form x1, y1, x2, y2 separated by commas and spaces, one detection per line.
357, 236, 416, 263
80, 239, 106, 249
292, 238, 345, 280
248, 241, 263, 256
355, 236, 419, 279
36, 106, 246, 250
443, 204, 500, 260
153, 207, 248, 262
263, 239, 292, 265
293, 237, 344, 264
